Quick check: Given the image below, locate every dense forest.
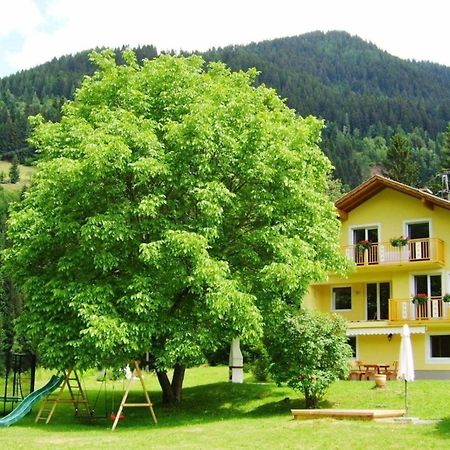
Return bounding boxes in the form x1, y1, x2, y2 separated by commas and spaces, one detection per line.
0, 31, 449, 188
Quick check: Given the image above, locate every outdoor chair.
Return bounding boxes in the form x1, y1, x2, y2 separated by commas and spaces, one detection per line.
348, 360, 365, 380
385, 360, 398, 380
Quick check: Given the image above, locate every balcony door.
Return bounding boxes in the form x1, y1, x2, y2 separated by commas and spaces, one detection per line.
353, 227, 378, 265
414, 274, 442, 319
366, 282, 390, 320
407, 221, 430, 260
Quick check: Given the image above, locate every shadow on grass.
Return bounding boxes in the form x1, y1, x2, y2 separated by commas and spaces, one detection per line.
12, 380, 316, 432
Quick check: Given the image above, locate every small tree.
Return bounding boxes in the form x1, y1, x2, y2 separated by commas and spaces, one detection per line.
382, 134, 419, 186
266, 308, 352, 409
9, 154, 20, 184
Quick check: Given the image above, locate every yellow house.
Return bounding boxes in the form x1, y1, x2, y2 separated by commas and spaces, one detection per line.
305, 175, 450, 379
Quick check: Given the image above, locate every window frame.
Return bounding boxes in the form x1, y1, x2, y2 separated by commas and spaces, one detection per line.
426, 333, 450, 364
332, 286, 352, 311
404, 218, 432, 240
349, 223, 380, 245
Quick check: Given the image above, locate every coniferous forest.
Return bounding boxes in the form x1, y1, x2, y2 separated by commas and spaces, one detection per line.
1, 31, 450, 189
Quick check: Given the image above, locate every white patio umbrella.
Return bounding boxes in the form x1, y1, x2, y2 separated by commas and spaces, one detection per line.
398, 324, 415, 416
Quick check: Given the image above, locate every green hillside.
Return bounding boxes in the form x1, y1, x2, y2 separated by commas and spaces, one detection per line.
0, 31, 449, 187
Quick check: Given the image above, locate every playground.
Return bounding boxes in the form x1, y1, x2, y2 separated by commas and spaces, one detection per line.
0, 355, 156, 431
1, 365, 450, 449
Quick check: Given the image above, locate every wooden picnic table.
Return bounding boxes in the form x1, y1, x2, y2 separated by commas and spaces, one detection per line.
362, 363, 390, 380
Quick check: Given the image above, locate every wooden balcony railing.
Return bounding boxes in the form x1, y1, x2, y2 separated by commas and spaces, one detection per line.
344, 238, 444, 267
389, 296, 450, 321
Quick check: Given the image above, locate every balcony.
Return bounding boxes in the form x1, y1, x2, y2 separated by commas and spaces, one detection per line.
344, 238, 444, 269
389, 296, 450, 322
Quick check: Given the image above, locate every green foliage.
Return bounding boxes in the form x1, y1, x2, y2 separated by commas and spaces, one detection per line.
0, 188, 22, 373
4, 51, 349, 373
382, 134, 420, 186
249, 347, 272, 382
265, 308, 352, 408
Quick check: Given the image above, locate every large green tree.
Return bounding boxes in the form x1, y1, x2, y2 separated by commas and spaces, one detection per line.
4, 51, 349, 402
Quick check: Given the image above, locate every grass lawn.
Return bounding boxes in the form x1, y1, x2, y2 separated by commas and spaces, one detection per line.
1, 366, 450, 449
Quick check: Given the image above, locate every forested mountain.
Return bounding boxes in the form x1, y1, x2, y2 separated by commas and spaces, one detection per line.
204, 32, 450, 136
1, 31, 449, 188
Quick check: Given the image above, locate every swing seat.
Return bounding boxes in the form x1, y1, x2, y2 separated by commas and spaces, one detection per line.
110, 413, 125, 421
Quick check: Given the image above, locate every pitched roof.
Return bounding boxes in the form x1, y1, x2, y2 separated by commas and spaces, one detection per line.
335, 175, 450, 219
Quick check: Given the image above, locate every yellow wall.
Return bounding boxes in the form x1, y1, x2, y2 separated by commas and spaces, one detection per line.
355, 332, 450, 371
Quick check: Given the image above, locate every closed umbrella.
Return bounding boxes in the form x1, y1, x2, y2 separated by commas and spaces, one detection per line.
398, 324, 415, 416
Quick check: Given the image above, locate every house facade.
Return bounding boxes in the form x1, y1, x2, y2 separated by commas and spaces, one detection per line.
305, 175, 450, 379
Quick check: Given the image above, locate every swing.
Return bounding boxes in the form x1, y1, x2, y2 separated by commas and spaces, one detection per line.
109, 377, 125, 421
90, 369, 108, 419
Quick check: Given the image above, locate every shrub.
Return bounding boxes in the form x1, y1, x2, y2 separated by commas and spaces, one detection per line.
265, 308, 352, 408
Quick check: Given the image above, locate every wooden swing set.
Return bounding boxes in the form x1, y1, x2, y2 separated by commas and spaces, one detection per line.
35, 360, 157, 431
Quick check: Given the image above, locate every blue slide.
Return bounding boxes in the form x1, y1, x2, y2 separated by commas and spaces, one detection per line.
0, 374, 63, 427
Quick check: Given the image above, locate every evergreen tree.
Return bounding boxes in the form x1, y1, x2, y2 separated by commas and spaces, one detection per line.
441, 123, 450, 170
8, 154, 20, 184
382, 134, 420, 187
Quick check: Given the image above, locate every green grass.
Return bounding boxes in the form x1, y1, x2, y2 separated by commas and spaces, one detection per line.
2, 366, 450, 449
0, 161, 36, 191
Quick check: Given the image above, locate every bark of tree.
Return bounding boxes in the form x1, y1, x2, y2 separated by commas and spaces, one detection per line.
156, 363, 186, 404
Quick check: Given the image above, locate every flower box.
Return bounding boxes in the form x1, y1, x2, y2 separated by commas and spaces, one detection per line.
412, 293, 428, 305
390, 236, 408, 247
355, 240, 371, 251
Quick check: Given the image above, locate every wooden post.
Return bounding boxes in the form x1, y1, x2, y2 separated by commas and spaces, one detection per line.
111, 360, 157, 431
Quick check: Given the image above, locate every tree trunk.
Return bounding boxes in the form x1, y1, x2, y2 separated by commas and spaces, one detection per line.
305, 393, 318, 409
171, 364, 186, 403
156, 370, 175, 404
156, 364, 186, 404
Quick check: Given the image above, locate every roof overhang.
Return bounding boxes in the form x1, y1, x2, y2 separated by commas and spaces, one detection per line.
347, 326, 426, 336
335, 175, 450, 218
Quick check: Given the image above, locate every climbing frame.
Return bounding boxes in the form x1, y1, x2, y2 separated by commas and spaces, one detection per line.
111, 360, 157, 431
35, 368, 92, 424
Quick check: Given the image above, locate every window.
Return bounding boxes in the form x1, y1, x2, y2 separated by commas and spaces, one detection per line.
353, 227, 378, 244
414, 274, 441, 297
407, 222, 430, 239
347, 336, 357, 358
333, 287, 351, 310
430, 335, 450, 358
